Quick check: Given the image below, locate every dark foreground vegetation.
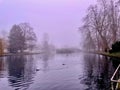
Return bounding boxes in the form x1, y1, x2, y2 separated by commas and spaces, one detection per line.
109, 41, 120, 53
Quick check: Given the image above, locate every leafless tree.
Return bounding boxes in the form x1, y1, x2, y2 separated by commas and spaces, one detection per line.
80, 0, 120, 52
8, 23, 37, 53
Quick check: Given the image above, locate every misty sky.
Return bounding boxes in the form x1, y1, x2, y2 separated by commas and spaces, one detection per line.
0, 0, 96, 48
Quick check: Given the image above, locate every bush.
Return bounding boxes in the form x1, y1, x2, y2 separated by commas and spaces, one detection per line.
109, 41, 120, 53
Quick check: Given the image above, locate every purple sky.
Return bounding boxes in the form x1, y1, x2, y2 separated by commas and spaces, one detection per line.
0, 0, 96, 48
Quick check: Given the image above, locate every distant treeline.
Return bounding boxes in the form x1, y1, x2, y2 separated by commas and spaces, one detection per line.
56, 48, 81, 54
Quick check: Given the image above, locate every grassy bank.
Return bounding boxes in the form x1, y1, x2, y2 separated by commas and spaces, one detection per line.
95, 52, 120, 58
82, 50, 120, 58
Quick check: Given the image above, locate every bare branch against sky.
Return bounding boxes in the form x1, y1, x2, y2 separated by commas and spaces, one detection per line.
0, 0, 96, 47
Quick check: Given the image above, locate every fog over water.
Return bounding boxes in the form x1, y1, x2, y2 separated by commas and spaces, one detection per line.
0, 0, 96, 47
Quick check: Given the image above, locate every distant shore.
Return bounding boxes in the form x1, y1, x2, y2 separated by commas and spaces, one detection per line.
0, 52, 43, 57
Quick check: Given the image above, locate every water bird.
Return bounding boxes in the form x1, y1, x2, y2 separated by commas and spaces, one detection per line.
36, 69, 40, 71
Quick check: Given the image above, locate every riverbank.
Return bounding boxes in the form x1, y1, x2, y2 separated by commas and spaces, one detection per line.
81, 50, 120, 58
1, 51, 120, 58
93, 51, 120, 58
97, 52, 120, 58
0, 52, 43, 57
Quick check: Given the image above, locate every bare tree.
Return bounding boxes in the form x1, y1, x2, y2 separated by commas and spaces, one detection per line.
8, 23, 37, 53
8, 25, 26, 53
19, 23, 37, 51
80, 0, 120, 52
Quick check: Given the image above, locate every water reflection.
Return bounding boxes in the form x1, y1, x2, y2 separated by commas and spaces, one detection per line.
111, 57, 120, 69
41, 52, 54, 72
0, 57, 5, 77
81, 54, 113, 90
0, 53, 120, 90
42, 54, 49, 72
7, 55, 36, 90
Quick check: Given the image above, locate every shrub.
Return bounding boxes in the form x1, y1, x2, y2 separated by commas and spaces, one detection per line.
109, 41, 120, 53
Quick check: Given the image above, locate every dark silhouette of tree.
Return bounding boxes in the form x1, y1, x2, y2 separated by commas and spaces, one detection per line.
8, 23, 37, 53
19, 23, 37, 51
109, 41, 120, 53
8, 25, 26, 53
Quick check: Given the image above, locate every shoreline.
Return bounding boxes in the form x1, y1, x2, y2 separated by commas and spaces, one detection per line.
81, 50, 120, 58
1, 51, 120, 58
0, 52, 43, 57
88, 51, 120, 58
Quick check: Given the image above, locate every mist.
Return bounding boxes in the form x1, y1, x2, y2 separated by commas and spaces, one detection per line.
0, 0, 96, 48
1, 1, 118, 90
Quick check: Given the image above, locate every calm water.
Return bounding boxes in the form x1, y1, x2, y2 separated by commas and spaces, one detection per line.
0, 53, 118, 90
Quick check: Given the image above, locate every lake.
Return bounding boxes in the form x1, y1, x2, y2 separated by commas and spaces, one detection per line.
0, 53, 118, 90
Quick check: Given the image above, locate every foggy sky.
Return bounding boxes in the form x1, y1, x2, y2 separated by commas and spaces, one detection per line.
0, 0, 96, 48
